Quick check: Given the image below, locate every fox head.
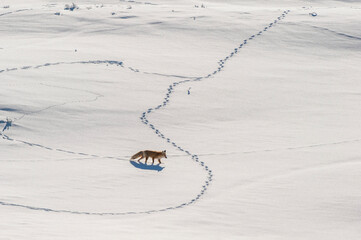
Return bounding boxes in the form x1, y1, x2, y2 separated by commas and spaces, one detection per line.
162, 150, 167, 158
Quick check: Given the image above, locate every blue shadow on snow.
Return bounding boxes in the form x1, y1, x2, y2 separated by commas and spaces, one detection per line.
129, 160, 164, 172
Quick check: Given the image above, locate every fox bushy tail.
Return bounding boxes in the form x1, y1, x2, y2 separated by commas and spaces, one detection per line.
130, 151, 143, 160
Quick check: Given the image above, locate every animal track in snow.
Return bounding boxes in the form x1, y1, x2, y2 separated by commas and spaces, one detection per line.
0, 8, 31, 17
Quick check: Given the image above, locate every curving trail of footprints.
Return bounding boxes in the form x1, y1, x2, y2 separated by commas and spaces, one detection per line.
1, 132, 131, 163
0, 9, 31, 17
125, 65, 199, 79
140, 10, 292, 208
139, 9, 292, 213
0, 59, 194, 80
0, 10, 291, 215
0, 60, 122, 75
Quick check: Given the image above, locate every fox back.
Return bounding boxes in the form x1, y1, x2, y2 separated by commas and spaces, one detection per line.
130, 150, 167, 160
144, 150, 167, 159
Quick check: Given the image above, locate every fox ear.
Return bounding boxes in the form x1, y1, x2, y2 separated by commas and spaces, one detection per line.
163, 150, 166, 153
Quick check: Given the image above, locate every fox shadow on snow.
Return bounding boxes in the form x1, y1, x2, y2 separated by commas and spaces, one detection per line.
129, 160, 164, 172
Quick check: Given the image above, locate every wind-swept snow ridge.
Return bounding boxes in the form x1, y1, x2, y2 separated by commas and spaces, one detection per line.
283, 22, 361, 41
303, 24, 361, 41
0, 60, 122, 124
0, 11, 291, 215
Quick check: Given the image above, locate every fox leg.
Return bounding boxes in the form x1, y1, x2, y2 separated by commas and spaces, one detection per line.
145, 156, 149, 164
158, 159, 162, 164
152, 157, 155, 165
137, 155, 144, 163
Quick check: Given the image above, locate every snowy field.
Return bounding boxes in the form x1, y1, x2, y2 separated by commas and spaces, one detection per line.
1, 0, 361, 239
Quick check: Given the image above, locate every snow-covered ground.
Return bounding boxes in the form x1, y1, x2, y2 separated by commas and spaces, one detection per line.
1, 0, 361, 239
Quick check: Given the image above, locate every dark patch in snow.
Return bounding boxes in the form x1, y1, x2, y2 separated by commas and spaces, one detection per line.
64, 3, 78, 11
2, 118, 12, 132
0, 107, 18, 112
117, 15, 137, 19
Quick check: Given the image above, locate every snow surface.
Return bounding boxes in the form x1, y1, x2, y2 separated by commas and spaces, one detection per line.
1, 0, 361, 239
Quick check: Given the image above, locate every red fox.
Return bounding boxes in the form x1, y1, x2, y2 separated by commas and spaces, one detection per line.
130, 150, 167, 164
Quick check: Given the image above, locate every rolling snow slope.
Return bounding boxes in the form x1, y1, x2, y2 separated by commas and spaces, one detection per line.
0, 0, 361, 239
